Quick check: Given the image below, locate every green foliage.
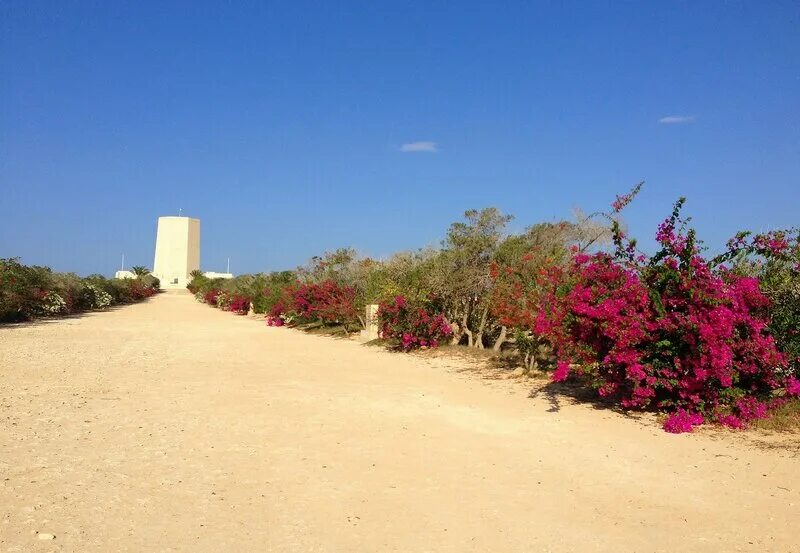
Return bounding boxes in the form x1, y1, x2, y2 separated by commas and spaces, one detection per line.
0, 258, 54, 321
139, 273, 160, 290
251, 271, 297, 314
731, 231, 800, 376
187, 272, 226, 295
762, 268, 800, 376
130, 266, 150, 277
0, 258, 158, 322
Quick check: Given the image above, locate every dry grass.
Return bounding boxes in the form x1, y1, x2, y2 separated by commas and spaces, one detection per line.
752, 398, 800, 432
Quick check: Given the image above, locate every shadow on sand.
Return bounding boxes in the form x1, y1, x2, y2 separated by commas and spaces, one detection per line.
0, 297, 157, 330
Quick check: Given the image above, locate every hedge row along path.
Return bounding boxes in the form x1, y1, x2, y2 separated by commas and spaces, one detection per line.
1, 290, 798, 552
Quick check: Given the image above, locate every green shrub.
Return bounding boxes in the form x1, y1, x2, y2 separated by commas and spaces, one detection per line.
0, 258, 53, 321
0, 258, 159, 323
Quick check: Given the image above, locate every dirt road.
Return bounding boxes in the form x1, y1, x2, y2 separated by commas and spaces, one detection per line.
1, 291, 797, 552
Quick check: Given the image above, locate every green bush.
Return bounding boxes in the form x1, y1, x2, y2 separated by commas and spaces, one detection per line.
0, 258, 159, 323
0, 258, 54, 321
251, 271, 296, 314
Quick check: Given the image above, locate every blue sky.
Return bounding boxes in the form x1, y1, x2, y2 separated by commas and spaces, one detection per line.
1, 1, 798, 276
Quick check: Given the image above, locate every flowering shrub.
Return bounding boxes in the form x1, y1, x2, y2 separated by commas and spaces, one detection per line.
663, 410, 704, 433
787, 377, 800, 397
227, 295, 251, 315
204, 289, 221, 307
536, 198, 791, 432
197, 282, 249, 315
489, 254, 542, 332
265, 315, 285, 326
83, 284, 112, 309
378, 295, 452, 350
263, 283, 296, 319
125, 279, 158, 301
487, 225, 574, 364
268, 295, 290, 318
216, 291, 233, 311
37, 291, 67, 315
292, 280, 359, 328
722, 229, 800, 378
489, 258, 545, 366
260, 285, 294, 325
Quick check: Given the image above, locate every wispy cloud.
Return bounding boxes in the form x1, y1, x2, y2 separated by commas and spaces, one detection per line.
400, 141, 438, 153
658, 115, 694, 125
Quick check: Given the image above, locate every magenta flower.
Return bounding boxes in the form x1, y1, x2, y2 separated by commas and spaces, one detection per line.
663, 410, 704, 433
553, 360, 570, 382
786, 377, 800, 397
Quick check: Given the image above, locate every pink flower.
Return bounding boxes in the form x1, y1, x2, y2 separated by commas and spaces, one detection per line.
735, 397, 768, 422
663, 410, 704, 433
786, 377, 800, 397
553, 360, 570, 382
611, 182, 642, 212
719, 414, 744, 430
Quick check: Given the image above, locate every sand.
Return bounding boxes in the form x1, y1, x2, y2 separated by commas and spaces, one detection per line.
1, 290, 798, 552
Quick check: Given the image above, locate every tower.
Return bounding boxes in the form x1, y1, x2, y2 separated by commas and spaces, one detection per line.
152, 216, 200, 288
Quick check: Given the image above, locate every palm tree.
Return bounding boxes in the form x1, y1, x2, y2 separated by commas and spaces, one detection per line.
130, 266, 150, 278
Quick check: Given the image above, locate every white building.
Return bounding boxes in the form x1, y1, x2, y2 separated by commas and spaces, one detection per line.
203, 271, 234, 280
114, 270, 135, 279
152, 216, 200, 288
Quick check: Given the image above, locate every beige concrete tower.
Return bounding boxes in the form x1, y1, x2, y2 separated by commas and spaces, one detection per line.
152, 216, 200, 288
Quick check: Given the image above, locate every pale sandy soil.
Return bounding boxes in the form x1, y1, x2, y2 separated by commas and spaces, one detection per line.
1, 290, 798, 552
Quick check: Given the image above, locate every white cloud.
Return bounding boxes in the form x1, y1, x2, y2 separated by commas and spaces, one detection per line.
400, 141, 438, 152
658, 115, 695, 124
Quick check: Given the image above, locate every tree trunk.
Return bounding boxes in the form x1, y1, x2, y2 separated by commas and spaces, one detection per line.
449, 307, 463, 345
461, 309, 473, 347
464, 328, 473, 347
473, 306, 489, 349
526, 348, 539, 371
492, 325, 508, 352
450, 322, 462, 345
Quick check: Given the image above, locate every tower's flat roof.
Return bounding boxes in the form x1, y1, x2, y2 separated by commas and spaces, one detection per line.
157, 216, 200, 221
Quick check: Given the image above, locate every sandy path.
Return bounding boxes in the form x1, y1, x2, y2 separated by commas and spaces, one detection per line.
0, 291, 797, 552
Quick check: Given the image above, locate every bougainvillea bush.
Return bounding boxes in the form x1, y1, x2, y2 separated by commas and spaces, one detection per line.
487, 223, 577, 364
377, 295, 452, 350
203, 289, 221, 307
227, 295, 251, 315
291, 280, 359, 329
265, 315, 285, 326
722, 229, 800, 379
125, 279, 159, 301
535, 198, 796, 432
262, 283, 295, 326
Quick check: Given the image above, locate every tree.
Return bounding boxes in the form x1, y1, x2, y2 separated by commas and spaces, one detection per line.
130, 266, 150, 278
488, 222, 574, 357
434, 208, 513, 348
